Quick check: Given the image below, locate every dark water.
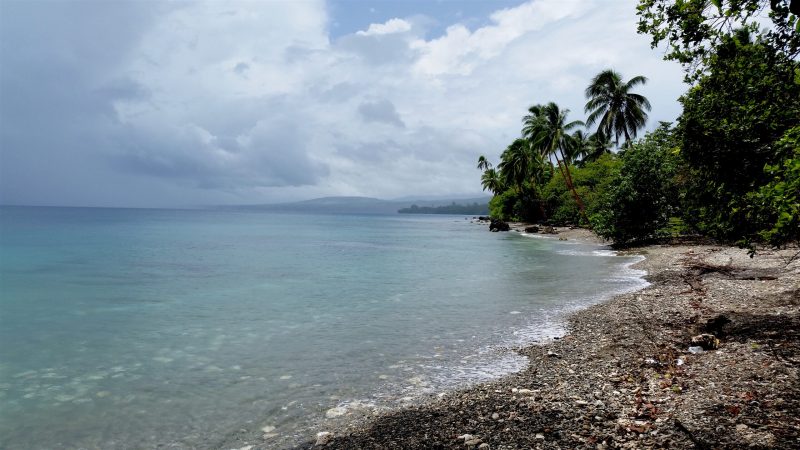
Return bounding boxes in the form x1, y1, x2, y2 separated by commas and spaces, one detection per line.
0, 206, 645, 449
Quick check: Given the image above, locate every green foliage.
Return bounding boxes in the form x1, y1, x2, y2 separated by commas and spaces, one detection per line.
744, 126, 800, 246
542, 154, 621, 225
636, 0, 800, 81
592, 124, 682, 244
584, 70, 652, 147
678, 32, 800, 242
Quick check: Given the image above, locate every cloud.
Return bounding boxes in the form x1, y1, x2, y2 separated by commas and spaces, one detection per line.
356, 18, 412, 36
358, 99, 405, 128
0, 0, 686, 207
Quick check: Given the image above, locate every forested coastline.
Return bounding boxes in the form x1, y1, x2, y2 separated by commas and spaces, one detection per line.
477, 0, 799, 249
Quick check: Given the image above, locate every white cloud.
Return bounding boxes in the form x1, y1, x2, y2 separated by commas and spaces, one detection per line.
356, 18, 412, 36
1, 0, 687, 207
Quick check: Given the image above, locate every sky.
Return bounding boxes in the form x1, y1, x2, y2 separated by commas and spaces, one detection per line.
0, 0, 687, 208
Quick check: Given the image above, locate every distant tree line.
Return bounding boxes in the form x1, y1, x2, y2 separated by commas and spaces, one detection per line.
398, 202, 489, 215
476, 0, 798, 249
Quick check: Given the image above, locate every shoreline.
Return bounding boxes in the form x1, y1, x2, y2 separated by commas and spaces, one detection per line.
223, 230, 799, 450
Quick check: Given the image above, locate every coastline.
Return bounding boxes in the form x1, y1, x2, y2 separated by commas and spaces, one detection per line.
225, 232, 799, 450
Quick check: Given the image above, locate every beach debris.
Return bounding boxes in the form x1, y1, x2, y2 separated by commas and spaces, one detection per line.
690, 333, 720, 350
688, 346, 704, 354
315, 431, 333, 446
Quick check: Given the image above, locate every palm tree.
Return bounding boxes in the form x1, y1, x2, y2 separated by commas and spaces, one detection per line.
476, 155, 492, 171
567, 129, 592, 165
480, 168, 503, 194
584, 69, 651, 148
523, 102, 587, 223
497, 139, 533, 193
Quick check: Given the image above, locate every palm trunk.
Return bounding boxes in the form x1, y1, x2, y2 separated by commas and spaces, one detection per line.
557, 149, 589, 226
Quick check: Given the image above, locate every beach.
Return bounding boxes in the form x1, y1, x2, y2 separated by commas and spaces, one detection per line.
270, 230, 800, 449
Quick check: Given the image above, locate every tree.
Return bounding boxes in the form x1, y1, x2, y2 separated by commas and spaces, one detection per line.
592, 124, 682, 245
524, 102, 588, 223
476, 155, 492, 171
677, 31, 800, 242
636, 0, 800, 81
480, 168, 504, 195
497, 139, 535, 193
584, 70, 652, 148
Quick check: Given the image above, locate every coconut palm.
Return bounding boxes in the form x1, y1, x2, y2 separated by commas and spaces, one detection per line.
584, 69, 651, 148
476, 155, 492, 171
567, 129, 592, 165
523, 102, 588, 223
480, 168, 503, 194
497, 139, 533, 192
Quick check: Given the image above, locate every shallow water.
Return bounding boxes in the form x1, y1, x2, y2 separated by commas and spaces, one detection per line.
0, 207, 645, 449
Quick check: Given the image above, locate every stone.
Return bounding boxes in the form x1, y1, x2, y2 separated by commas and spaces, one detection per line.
690, 334, 720, 350
489, 219, 510, 232
542, 226, 558, 234
535, 433, 545, 440
491, 412, 500, 420
465, 438, 482, 447
478, 444, 490, 450
315, 431, 332, 446
524, 226, 539, 233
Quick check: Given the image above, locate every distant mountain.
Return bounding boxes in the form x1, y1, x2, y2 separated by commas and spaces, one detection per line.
220, 196, 491, 215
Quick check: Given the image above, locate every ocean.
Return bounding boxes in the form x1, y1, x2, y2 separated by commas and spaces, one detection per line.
0, 206, 646, 449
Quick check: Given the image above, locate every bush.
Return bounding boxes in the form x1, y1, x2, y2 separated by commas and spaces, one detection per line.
592, 124, 682, 244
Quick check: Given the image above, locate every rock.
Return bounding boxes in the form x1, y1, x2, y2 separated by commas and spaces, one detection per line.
524, 226, 539, 233
688, 346, 704, 354
547, 350, 561, 358
260, 425, 275, 433
457, 434, 475, 441
489, 219, 510, 232
491, 412, 500, 420
690, 333, 720, 350
478, 216, 490, 221
325, 406, 347, 418
465, 438, 482, 447
558, 237, 567, 240
478, 444, 490, 450
535, 433, 545, 440
541, 226, 558, 234
315, 431, 332, 446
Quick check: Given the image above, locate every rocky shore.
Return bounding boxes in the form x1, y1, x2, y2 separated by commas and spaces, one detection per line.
227, 232, 799, 450
290, 237, 800, 450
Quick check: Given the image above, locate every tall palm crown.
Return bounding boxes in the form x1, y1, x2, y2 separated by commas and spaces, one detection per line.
584, 70, 651, 147
497, 138, 534, 191
480, 168, 503, 194
476, 155, 492, 171
526, 102, 584, 160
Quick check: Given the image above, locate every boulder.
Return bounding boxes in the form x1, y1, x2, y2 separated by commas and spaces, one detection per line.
524, 226, 539, 233
541, 226, 558, 234
489, 219, 510, 232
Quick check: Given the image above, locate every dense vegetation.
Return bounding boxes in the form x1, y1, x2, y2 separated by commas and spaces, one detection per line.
477, 0, 799, 248
399, 202, 489, 215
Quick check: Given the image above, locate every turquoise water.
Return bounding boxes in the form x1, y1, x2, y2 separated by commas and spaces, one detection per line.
0, 207, 645, 449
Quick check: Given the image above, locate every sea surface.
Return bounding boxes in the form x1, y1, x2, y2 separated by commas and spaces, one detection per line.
0, 206, 646, 449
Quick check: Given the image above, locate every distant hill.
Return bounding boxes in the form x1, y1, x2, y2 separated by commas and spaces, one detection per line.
398, 201, 489, 215
220, 196, 491, 215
